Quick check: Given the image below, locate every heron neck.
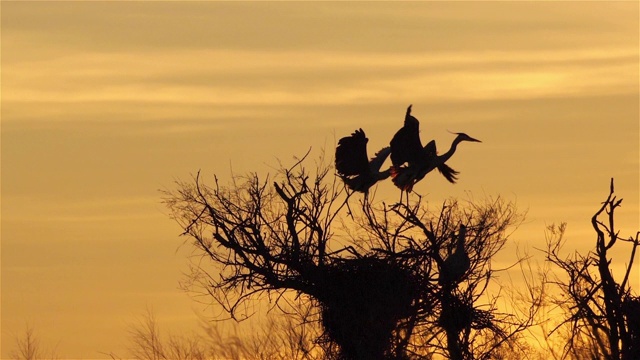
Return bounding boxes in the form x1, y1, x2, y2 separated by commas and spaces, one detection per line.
439, 137, 463, 163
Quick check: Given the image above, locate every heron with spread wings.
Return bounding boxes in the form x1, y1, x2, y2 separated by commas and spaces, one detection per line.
389, 105, 481, 192
335, 128, 391, 194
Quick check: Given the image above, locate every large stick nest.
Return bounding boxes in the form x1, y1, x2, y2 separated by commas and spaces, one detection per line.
314, 256, 419, 359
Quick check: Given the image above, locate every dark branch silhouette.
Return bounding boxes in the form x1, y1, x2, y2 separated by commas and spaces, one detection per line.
164, 153, 529, 359
544, 178, 640, 360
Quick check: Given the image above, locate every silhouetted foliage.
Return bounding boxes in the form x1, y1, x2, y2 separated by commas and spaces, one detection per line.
164, 153, 532, 359
543, 179, 639, 360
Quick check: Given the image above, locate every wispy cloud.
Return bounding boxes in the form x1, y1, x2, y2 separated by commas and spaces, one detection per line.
4, 48, 637, 109
2, 3, 637, 358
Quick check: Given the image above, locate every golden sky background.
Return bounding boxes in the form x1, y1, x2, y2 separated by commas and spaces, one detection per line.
2, 2, 639, 358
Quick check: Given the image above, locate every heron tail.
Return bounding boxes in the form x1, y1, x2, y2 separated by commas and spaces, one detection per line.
437, 163, 459, 183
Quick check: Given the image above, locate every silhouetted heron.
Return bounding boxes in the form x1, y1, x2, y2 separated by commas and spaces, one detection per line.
335, 128, 391, 194
439, 225, 470, 286
389, 105, 481, 192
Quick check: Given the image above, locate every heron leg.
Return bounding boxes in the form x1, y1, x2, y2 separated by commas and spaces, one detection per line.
361, 190, 375, 212
400, 189, 410, 206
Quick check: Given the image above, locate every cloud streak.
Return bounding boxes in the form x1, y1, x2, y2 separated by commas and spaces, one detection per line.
2, 2, 638, 358
4, 47, 637, 110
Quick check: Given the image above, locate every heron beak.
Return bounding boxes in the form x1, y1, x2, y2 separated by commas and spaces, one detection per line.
448, 130, 482, 143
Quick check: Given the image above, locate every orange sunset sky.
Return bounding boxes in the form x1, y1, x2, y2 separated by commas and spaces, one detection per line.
2, 1, 639, 358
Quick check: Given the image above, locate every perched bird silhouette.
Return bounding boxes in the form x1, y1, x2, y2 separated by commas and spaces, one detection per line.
389, 105, 481, 192
439, 225, 470, 286
335, 128, 392, 193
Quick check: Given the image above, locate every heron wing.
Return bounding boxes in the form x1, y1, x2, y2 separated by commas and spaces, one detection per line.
369, 146, 391, 172
390, 106, 423, 166
335, 129, 369, 176
424, 140, 437, 158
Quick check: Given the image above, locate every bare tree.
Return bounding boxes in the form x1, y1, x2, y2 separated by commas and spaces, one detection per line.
127, 308, 209, 360
10, 325, 59, 360
120, 305, 325, 360
164, 153, 531, 359
360, 195, 534, 360
544, 179, 639, 360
